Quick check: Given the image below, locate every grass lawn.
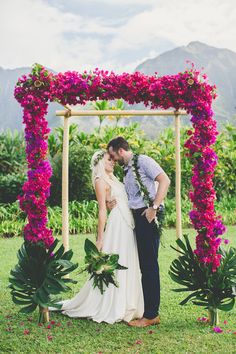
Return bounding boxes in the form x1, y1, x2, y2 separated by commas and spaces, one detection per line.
0, 226, 236, 354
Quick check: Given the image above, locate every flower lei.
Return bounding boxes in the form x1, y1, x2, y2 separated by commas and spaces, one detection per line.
132, 153, 164, 236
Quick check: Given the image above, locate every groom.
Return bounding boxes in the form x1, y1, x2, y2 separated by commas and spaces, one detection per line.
107, 137, 170, 328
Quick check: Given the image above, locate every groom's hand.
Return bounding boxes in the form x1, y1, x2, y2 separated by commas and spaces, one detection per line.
142, 207, 157, 223
106, 198, 117, 211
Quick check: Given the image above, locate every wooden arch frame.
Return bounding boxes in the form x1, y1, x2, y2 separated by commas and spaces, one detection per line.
56, 106, 187, 251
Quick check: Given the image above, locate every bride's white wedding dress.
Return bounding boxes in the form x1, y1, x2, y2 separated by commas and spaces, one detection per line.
58, 179, 144, 324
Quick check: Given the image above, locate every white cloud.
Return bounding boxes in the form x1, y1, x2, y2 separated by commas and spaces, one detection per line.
0, 0, 114, 71
0, 0, 235, 73
109, 0, 236, 54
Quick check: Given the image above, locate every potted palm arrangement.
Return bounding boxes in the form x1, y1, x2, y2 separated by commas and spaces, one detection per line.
169, 235, 236, 326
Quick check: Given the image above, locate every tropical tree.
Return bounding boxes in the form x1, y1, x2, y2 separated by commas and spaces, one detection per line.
91, 100, 111, 133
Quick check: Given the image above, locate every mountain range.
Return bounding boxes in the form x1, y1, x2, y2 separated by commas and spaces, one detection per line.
0, 41, 235, 136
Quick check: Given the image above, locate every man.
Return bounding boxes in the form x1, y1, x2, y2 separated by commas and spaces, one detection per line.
107, 137, 170, 328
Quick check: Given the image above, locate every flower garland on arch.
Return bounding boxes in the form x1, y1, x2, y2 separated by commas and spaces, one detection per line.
132, 153, 164, 236
14, 63, 225, 273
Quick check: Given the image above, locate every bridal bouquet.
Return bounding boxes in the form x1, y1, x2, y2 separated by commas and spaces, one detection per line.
80, 239, 128, 294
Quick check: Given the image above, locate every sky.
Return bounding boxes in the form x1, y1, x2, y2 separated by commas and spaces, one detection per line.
0, 0, 236, 73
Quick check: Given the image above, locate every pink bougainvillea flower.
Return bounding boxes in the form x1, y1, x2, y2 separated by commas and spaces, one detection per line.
50, 320, 55, 325
197, 316, 208, 322
224, 239, 230, 245
38, 323, 43, 327
213, 327, 223, 333
46, 325, 51, 329
23, 329, 30, 335
47, 335, 53, 341
135, 340, 142, 345
223, 320, 228, 325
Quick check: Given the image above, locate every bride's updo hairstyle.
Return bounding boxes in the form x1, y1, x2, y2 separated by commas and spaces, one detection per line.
91, 150, 119, 189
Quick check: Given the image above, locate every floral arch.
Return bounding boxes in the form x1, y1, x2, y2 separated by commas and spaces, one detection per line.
11, 63, 228, 323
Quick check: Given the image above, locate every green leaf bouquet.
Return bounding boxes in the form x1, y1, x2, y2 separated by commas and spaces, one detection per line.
80, 239, 128, 294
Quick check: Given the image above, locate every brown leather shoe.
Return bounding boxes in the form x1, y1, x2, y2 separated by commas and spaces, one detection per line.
128, 316, 160, 327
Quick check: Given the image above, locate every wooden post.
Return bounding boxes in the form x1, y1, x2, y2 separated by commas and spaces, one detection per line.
175, 113, 182, 240
39, 306, 49, 323
62, 113, 70, 252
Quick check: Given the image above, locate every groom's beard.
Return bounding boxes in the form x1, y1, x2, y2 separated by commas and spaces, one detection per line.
117, 158, 125, 166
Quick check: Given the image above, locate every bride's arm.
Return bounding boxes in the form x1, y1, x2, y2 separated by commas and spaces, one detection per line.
94, 178, 107, 251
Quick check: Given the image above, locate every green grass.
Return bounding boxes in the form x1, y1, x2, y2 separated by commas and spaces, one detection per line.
0, 227, 236, 354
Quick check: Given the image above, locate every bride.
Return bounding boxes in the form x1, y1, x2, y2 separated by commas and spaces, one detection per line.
57, 150, 144, 324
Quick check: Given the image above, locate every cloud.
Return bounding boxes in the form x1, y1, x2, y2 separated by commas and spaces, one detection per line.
0, 0, 235, 73
0, 0, 114, 71
109, 0, 236, 54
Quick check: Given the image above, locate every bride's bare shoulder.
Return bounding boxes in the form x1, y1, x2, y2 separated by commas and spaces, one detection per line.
94, 177, 110, 192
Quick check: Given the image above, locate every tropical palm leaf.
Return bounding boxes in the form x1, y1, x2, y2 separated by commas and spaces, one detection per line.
169, 234, 236, 312
9, 239, 78, 320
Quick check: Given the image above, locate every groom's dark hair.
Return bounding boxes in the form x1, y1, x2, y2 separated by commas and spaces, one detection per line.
107, 137, 130, 152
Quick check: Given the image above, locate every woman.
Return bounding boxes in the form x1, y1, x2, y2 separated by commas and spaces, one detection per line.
58, 150, 144, 324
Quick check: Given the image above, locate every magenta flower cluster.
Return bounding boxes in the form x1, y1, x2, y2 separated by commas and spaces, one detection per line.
14, 63, 225, 270
14, 66, 54, 248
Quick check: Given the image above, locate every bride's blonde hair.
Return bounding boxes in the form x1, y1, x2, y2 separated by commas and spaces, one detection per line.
91, 150, 120, 189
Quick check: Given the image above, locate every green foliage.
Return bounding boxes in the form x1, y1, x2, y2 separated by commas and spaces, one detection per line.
48, 124, 80, 158
0, 130, 27, 203
0, 202, 26, 237
48, 143, 95, 206
31, 63, 45, 77
169, 235, 236, 314
80, 238, 127, 294
77, 121, 145, 150
1, 195, 236, 239
47, 200, 99, 235
1, 123, 236, 206
68, 144, 95, 201
0, 200, 98, 238
0, 172, 26, 203
91, 100, 111, 133
214, 124, 236, 198
0, 129, 26, 174
1, 229, 236, 353
9, 239, 78, 321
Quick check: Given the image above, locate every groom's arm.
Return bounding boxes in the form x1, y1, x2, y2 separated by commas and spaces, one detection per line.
142, 172, 170, 223
140, 156, 170, 223
153, 171, 171, 208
